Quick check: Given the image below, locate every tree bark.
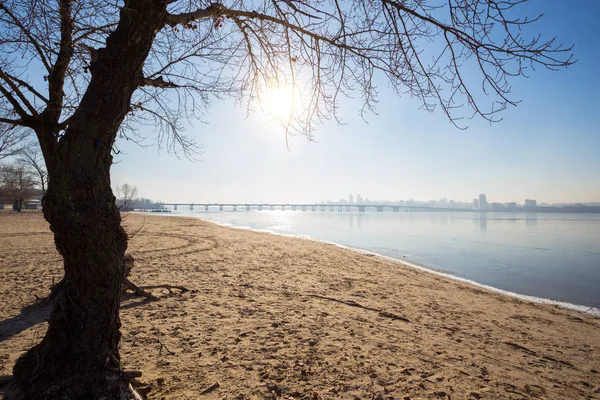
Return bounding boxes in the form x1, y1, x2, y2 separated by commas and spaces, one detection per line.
12, 149, 130, 398
12, 1, 168, 398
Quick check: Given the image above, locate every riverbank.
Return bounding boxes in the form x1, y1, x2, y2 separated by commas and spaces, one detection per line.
1, 213, 599, 399
167, 209, 600, 309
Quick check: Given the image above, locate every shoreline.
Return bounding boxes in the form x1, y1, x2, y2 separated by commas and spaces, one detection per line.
145, 211, 600, 317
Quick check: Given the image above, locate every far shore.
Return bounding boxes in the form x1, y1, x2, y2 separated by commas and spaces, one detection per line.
1, 212, 599, 399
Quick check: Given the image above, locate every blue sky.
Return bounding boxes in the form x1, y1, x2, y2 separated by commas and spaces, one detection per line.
112, 0, 600, 204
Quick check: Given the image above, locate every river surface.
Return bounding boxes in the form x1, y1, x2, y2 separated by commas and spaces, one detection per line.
160, 209, 600, 309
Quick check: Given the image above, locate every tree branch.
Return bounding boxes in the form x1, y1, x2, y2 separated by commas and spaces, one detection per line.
0, 70, 39, 115
166, 3, 226, 26
168, 4, 369, 63
0, 71, 49, 104
0, 83, 32, 122
44, 0, 75, 127
0, 117, 30, 126
138, 76, 181, 89
0, 3, 52, 72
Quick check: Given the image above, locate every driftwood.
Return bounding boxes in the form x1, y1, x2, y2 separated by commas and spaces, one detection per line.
122, 254, 189, 301
307, 294, 410, 323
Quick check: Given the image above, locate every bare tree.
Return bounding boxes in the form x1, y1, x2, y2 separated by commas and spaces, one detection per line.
119, 183, 138, 210
17, 146, 48, 195
0, 0, 573, 398
0, 164, 37, 211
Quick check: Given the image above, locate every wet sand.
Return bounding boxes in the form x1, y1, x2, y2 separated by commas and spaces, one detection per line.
1, 212, 599, 399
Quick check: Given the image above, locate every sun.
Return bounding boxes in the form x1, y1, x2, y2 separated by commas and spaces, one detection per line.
263, 84, 297, 121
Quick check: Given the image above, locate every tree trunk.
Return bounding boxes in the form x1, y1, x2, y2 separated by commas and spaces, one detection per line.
11, 1, 168, 398
13, 199, 22, 212
12, 146, 130, 398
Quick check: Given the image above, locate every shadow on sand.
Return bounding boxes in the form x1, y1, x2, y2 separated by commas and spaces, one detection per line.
0, 294, 156, 399
0, 301, 52, 344
0, 293, 155, 345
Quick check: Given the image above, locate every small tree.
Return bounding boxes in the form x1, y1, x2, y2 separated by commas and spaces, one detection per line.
17, 146, 48, 195
0, 164, 37, 211
0, 0, 573, 398
119, 183, 138, 211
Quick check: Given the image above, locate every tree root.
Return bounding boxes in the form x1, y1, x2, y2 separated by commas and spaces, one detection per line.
307, 294, 410, 323
122, 281, 190, 301
139, 284, 189, 294
4, 373, 146, 400
123, 279, 159, 301
122, 371, 143, 380
122, 254, 189, 300
0, 375, 14, 387
37, 254, 189, 304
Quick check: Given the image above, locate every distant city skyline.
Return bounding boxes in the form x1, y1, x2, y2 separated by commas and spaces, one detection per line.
145, 190, 598, 208
319, 193, 594, 209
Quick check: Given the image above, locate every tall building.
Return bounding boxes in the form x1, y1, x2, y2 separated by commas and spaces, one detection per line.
491, 202, 504, 211
525, 199, 537, 207
479, 194, 488, 210
348, 194, 354, 204
524, 199, 537, 212
473, 199, 479, 210
356, 194, 363, 204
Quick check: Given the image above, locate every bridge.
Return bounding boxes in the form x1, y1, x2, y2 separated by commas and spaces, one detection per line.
160, 203, 472, 213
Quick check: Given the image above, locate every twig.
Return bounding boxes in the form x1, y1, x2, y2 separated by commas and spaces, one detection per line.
128, 218, 146, 239
158, 336, 174, 355
307, 294, 410, 323
149, 323, 175, 356
200, 382, 220, 395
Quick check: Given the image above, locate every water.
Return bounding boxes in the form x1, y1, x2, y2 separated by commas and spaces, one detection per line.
163, 209, 600, 309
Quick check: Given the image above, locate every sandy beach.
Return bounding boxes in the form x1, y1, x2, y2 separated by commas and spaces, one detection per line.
1, 212, 599, 399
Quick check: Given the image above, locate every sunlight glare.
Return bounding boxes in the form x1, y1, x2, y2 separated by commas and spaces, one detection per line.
264, 84, 297, 122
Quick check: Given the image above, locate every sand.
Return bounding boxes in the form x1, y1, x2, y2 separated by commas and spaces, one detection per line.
0, 212, 599, 399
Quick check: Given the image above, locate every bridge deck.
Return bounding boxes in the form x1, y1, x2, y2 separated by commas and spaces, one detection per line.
158, 203, 472, 212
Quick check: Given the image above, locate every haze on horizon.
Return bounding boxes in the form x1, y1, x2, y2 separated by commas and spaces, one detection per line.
112, 0, 600, 205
